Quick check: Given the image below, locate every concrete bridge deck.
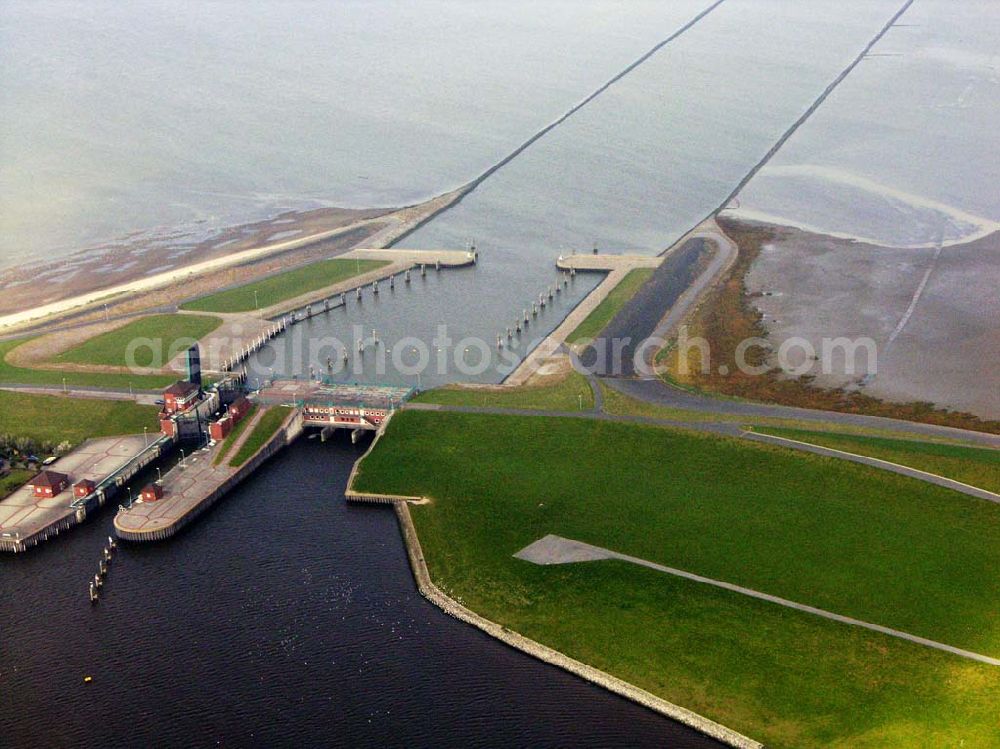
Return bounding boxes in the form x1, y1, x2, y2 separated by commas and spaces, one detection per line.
556, 253, 663, 272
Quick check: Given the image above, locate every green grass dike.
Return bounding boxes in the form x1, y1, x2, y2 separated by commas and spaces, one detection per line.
228, 406, 292, 467
53, 313, 222, 368
353, 410, 1000, 748
412, 370, 594, 411
0, 338, 176, 389
752, 426, 1000, 494
0, 390, 159, 446
180, 258, 388, 313
566, 268, 653, 346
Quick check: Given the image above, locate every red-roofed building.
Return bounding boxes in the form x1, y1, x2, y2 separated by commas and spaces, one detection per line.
73, 479, 97, 499
30, 470, 69, 498
141, 484, 163, 502
163, 381, 200, 415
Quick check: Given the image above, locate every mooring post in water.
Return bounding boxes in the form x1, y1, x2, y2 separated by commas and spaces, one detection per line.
421, 264, 426, 277
356, 287, 362, 301
405, 268, 411, 283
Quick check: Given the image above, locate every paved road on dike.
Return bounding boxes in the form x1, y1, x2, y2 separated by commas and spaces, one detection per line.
604, 377, 1000, 449
515, 535, 1000, 667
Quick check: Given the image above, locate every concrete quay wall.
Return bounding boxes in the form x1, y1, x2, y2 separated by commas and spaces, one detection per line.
342, 434, 761, 748
115, 412, 301, 543
392, 502, 763, 749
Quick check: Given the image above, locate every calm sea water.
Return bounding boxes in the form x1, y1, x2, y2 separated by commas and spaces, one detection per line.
0, 0, 710, 269
733, 0, 1000, 246
251, 0, 916, 387
0, 437, 721, 748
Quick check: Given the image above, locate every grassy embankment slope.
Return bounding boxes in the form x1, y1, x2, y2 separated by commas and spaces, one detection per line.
180, 258, 388, 313
659, 218, 1000, 435
213, 404, 260, 466
0, 338, 175, 389
565, 269, 653, 346
228, 406, 292, 467
53, 314, 222, 368
354, 411, 1000, 748
412, 370, 594, 411
0, 390, 158, 446
754, 426, 1000, 494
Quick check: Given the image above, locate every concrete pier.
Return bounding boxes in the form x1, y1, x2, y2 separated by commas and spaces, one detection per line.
113, 408, 301, 542
0, 434, 170, 553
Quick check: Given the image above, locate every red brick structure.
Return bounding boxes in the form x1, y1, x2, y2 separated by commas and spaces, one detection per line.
73, 479, 97, 498
160, 417, 177, 438
228, 396, 251, 421
209, 417, 233, 441
209, 396, 253, 441
141, 484, 164, 502
31, 470, 69, 498
163, 381, 199, 415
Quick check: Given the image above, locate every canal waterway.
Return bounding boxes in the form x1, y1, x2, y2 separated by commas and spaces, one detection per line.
0, 436, 722, 747
247, 0, 910, 388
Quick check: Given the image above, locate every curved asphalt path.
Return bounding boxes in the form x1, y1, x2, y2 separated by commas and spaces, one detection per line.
518, 535, 1000, 667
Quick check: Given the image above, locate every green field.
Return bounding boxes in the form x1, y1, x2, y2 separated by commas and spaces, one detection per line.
180, 258, 389, 313
0, 468, 33, 499
213, 404, 259, 465
229, 406, 291, 467
0, 390, 158, 446
355, 411, 1000, 747
0, 339, 176, 389
53, 314, 221, 369
754, 427, 1000, 494
566, 269, 653, 345
413, 370, 594, 411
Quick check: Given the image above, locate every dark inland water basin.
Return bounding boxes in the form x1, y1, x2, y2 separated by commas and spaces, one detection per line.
0, 436, 721, 748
